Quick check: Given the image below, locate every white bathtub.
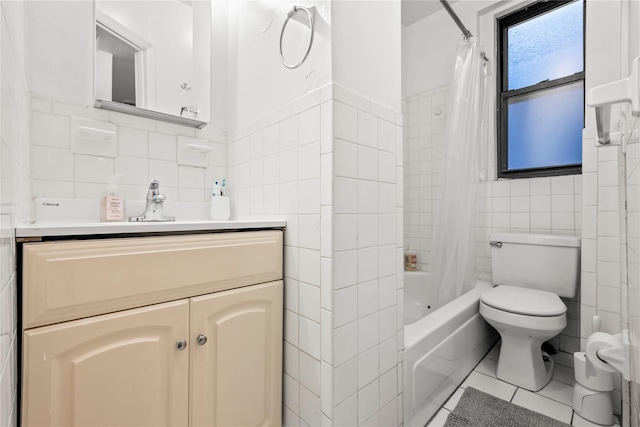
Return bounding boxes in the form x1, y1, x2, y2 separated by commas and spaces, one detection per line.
403, 271, 435, 324
403, 274, 498, 427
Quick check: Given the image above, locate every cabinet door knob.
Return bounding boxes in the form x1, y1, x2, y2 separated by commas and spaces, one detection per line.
176, 339, 188, 351
197, 334, 208, 346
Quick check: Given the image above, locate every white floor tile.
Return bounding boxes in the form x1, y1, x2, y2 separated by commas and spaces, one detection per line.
553, 364, 576, 386
512, 388, 573, 424
430, 342, 586, 427
443, 387, 465, 411
474, 357, 498, 378
461, 371, 517, 402
426, 408, 450, 427
536, 379, 574, 406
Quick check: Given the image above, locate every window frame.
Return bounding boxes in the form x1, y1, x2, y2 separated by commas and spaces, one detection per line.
496, 0, 585, 179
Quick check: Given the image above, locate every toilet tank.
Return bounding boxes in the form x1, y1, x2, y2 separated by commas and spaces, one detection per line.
490, 233, 580, 298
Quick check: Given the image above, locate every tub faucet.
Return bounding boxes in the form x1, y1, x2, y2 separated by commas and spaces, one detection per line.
129, 180, 175, 222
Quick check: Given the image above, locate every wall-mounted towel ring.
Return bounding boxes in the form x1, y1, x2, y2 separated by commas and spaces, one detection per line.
279, 6, 315, 69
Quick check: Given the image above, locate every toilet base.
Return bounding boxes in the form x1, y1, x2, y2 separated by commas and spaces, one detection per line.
496, 336, 554, 391
479, 301, 565, 392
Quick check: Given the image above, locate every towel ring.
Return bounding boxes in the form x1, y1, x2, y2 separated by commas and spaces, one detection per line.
279, 6, 315, 69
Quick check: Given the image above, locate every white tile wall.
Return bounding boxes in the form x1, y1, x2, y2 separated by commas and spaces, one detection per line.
29, 95, 227, 207
228, 84, 403, 426
403, 87, 582, 362
1, 2, 31, 426
623, 116, 640, 427
328, 89, 403, 427
580, 135, 627, 415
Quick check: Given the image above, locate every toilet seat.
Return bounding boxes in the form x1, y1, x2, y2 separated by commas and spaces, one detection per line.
481, 285, 566, 317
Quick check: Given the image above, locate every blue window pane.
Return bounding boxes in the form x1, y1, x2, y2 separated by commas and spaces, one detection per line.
508, 1, 583, 90
507, 81, 583, 170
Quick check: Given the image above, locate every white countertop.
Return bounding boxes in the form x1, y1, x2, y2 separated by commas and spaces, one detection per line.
16, 198, 286, 238
16, 219, 286, 238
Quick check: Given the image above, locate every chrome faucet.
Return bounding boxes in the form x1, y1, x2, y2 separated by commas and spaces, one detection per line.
129, 180, 175, 222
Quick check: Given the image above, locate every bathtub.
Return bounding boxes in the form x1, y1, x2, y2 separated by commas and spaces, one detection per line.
403, 272, 498, 427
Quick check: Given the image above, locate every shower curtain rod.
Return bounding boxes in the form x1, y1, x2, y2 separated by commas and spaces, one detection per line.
439, 0, 473, 40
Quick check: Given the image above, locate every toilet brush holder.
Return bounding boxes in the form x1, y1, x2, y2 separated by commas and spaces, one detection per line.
572, 383, 614, 426
573, 351, 615, 426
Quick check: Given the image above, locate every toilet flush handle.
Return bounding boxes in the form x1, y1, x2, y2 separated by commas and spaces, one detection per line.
489, 241, 502, 248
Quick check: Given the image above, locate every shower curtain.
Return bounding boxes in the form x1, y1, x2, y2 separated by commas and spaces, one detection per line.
427, 39, 489, 308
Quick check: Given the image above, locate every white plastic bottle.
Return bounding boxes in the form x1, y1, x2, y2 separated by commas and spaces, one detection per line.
100, 175, 126, 222
210, 180, 230, 220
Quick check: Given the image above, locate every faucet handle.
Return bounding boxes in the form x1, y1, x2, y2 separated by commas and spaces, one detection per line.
153, 193, 166, 204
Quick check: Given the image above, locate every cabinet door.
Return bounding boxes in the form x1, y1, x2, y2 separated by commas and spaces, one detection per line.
190, 281, 283, 427
22, 300, 190, 427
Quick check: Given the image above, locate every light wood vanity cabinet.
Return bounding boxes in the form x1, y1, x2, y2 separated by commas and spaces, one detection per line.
20, 230, 283, 427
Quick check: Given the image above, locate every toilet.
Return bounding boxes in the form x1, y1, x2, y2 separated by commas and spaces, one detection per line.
479, 233, 580, 391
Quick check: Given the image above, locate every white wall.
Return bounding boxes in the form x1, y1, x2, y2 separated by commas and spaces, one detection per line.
25, 1, 94, 106
402, 1, 493, 97
625, 3, 640, 425
29, 95, 227, 204
227, 1, 403, 425
580, 0, 631, 416
0, 1, 32, 425
332, 1, 402, 112
402, 10, 458, 97
227, 1, 332, 130
227, 82, 404, 427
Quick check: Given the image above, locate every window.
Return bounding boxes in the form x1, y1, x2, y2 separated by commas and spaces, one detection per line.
497, 0, 584, 179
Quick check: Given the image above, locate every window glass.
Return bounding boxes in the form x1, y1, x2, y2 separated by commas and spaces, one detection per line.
507, 1, 583, 90
507, 81, 583, 170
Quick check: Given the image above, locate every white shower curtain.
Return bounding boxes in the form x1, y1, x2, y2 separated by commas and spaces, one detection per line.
427, 39, 488, 308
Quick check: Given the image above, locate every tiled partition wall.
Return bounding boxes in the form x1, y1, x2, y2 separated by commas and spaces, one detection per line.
624, 119, 640, 426
580, 129, 633, 418
578, 0, 636, 420
227, 84, 404, 426
27, 98, 227, 204
403, 86, 582, 365
1, 2, 31, 425
580, 138, 626, 338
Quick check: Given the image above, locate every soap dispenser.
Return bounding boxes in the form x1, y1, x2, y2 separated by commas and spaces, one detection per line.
100, 175, 126, 222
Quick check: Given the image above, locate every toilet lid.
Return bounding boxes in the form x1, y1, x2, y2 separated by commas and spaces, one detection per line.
480, 285, 567, 317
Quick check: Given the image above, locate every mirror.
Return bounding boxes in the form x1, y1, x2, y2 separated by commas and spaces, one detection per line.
94, 0, 211, 128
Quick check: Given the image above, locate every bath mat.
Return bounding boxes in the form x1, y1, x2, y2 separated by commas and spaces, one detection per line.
443, 387, 570, 427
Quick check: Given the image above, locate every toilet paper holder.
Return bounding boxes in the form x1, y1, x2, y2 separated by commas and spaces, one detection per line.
586, 329, 631, 381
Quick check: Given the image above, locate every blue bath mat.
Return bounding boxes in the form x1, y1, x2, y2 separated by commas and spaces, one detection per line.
443, 387, 570, 427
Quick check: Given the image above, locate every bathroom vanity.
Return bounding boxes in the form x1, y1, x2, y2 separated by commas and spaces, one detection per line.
16, 221, 284, 427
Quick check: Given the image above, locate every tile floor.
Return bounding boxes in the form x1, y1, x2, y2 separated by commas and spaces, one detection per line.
426, 343, 620, 427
